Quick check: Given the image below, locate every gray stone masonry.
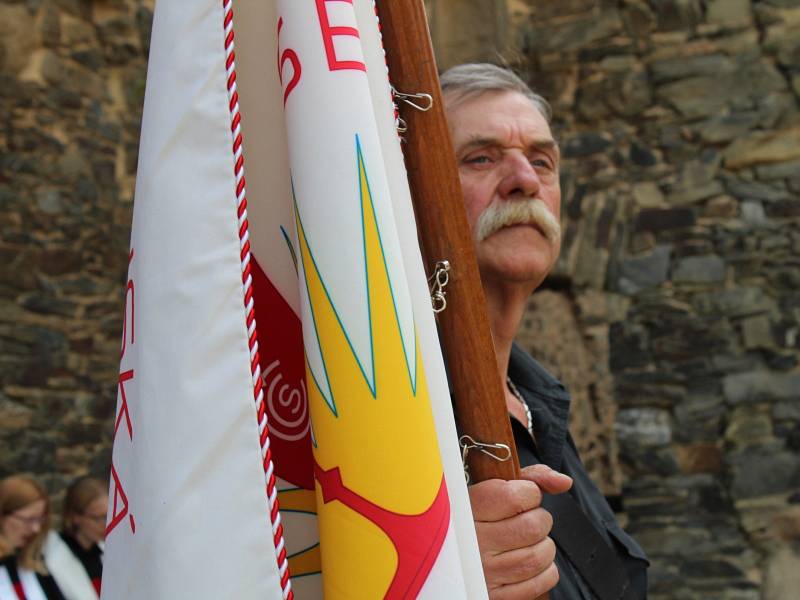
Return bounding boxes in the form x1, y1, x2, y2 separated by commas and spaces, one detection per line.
0, 0, 151, 498
2, 1, 799, 599
496, 0, 800, 598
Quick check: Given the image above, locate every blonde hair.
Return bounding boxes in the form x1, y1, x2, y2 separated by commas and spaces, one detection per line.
63, 476, 106, 535
0, 475, 50, 572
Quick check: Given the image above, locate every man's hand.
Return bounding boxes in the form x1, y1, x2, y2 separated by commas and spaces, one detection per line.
470, 465, 572, 599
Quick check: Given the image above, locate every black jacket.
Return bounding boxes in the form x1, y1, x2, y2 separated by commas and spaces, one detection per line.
0, 555, 66, 600
508, 343, 649, 600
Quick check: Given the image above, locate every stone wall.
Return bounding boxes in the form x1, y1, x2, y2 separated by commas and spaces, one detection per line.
1, 1, 798, 598
429, 0, 800, 598
0, 0, 151, 498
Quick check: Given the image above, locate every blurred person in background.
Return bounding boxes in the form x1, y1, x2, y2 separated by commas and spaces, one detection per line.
43, 478, 106, 600
0, 475, 66, 599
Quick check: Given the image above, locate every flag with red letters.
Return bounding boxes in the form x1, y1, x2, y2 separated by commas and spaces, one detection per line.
102, 1, 485, 598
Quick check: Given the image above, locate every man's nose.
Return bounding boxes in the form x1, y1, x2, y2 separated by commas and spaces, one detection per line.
498, 154, 540, 200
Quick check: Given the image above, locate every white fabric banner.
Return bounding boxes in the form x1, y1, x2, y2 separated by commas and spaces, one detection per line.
104, 0, 486, 598
101, 1, 285, 598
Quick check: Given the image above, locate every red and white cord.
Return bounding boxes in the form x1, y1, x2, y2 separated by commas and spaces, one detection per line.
222, 1, 293, 597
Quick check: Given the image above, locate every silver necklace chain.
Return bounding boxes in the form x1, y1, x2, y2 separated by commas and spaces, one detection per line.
507, 377, 534, 439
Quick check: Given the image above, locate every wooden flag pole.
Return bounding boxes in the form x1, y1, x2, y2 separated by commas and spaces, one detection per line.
376, 1, 520, 483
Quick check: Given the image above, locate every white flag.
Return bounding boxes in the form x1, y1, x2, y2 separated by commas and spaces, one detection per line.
103, 0, 486, 598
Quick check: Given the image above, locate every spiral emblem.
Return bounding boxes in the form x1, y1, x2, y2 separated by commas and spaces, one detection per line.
262, 360, 311, 442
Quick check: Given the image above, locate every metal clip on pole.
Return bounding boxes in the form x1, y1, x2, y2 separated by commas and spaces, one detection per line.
391, 87, 434, 112
427, 260, 451, 313
459, 435, 512, 484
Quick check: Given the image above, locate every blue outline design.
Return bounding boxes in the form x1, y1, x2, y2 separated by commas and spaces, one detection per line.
294, 191, 377, 398
279, 509, 318, 517
357, 137, 377, 399
288, 542, 322, 579
280, 225, 299, 272
303, 347, 334, 422
355, 135, 418, 394
293, 180, 338, 417
292, 137, 422, 405
309, 418, 318, 449
288, 542, 320, 558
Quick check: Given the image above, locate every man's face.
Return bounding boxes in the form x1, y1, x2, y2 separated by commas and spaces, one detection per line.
446, 90, 561, 289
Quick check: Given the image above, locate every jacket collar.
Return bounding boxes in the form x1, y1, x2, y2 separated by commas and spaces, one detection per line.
508, 342, 571, 469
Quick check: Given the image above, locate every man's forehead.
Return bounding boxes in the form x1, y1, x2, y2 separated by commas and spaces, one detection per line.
457, 134, 558, 153
447, 93, 558, 156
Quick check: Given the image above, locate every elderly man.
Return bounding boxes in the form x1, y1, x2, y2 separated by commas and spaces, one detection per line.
440, 64, 649, 600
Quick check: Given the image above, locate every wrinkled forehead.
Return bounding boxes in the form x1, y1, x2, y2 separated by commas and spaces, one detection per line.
444, 90, 557, 151
443, 88, 548, 123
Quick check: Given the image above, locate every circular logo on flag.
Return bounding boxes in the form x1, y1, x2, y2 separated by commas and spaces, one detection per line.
262, 359, 310, 441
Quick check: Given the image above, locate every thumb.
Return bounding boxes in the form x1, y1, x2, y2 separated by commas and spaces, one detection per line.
520, 464, 572, 495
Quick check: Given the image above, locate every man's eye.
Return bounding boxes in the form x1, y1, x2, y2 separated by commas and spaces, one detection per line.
531, 158, 555, 171
464, 155, 491, 165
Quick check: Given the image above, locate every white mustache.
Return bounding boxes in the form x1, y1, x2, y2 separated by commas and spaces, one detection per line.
475, 198, 561, 243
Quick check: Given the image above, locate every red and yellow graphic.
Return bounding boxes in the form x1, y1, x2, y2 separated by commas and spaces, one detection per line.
296, 140, 450, 598
278, 487, 321, 577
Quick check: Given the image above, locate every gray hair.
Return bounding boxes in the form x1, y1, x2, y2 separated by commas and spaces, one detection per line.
440, 63, 552, 123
